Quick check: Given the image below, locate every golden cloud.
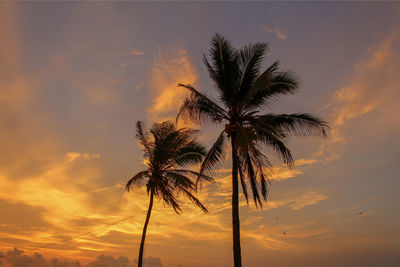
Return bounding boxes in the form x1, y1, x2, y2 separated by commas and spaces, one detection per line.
318, 33, 400, 160
263, 25, 288, 40
129, 49, 144, 56
289, 190, 328, 210
148, 46, 197, 122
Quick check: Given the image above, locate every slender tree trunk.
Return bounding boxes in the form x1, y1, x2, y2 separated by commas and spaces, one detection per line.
138, 190, 154, 267
231, 136, 242, 267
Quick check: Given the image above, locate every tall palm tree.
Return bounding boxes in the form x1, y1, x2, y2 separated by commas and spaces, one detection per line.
177, 34, 328, 267
126, 121, 211, 267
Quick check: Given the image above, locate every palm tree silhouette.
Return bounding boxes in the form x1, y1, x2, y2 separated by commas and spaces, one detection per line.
126, 121, 211, 267
177, 34, 328, 267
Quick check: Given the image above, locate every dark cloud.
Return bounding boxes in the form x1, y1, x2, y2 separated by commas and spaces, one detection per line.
2, 248, 51, 267
0, 249, 163, 267
0, 199, 48, 230
143, 256, 162, 267
87, 255, 131, 267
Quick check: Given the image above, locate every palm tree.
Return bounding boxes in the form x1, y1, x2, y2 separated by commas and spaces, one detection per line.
126, 121, 211, 267
177, 34, 328, 267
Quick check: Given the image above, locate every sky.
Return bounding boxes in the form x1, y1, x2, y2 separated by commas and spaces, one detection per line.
0, 1, 400, 267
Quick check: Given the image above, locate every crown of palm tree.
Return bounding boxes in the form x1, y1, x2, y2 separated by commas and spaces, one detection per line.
126, 121, 211, 213
177, 34, 328, 207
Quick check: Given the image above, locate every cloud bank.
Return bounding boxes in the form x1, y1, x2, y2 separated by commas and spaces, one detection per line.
0, 248, 163, 267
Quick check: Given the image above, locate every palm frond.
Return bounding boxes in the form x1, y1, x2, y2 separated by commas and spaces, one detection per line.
164, 171, 195, 189
255, 113, 328, 137
151, 121, 195, 165
237, 157, 249, 204
135, 121, 152, 157
158, 181, 182, 214
205, 33, 240, 106
247, 145, 270, 202
246, 63, 299, 110
170, 169, 214, 182
171, 141, 206, 167
177, 84, 228, 125
246, 117, 294, 165
199, 130, 226, 176
126, 170, 149, 192
257, 131, 294, 166
244, 154, 262, 208
260, 172, 269, 201
237, 43, 269, 102
177, 186, 208, 213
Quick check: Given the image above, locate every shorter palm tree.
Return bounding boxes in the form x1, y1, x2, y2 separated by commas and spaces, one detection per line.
126, 121, 211, 267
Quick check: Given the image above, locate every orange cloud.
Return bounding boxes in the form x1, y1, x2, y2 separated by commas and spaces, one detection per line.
129, 49, 144, 56
263, 25, 288, 40
148, 45, 197, 122
213, 157, 317, 182
318, 33, 400, 160
289, 190, 328, 210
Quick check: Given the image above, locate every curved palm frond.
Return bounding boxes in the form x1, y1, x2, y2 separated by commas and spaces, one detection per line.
256, 113, 328, 137
237, 42, 269, 102
237, 160, 249, 204
158, 182, 182, 214
260, 172, 269, 201
136, 121, 152, 158
171, 140, 206, 167
234, 122, 271, 206
150, 122, 196, 165
244, 153, 262, 208
170, 169, 213, 182
246, 63, 299, 110
247, 145, 270, 203
164, 171, 195, 190
126, 170, 149, 192
199, 130, 226, 176
177, 84, 228, 125
177, 186, 208, 213
205, 34, 240, 106
257, 130, 294, 166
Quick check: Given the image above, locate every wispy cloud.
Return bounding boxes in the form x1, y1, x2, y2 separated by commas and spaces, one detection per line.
148, 45, 197, 122
120, 61, 136, 67
120, 49, 143, 67
133, 81, 145, 91
289, 190, 328, 210
213, 158, 317, 182
317, 33, 400, 161
129, 49, 144, 56
263, 25, 287, 40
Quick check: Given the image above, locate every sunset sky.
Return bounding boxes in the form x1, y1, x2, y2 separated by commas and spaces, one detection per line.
1, 2, 400, 267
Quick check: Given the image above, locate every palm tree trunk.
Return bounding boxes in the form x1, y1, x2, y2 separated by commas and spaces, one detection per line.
138, 189, 154, 267
231, 136, 242, 267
